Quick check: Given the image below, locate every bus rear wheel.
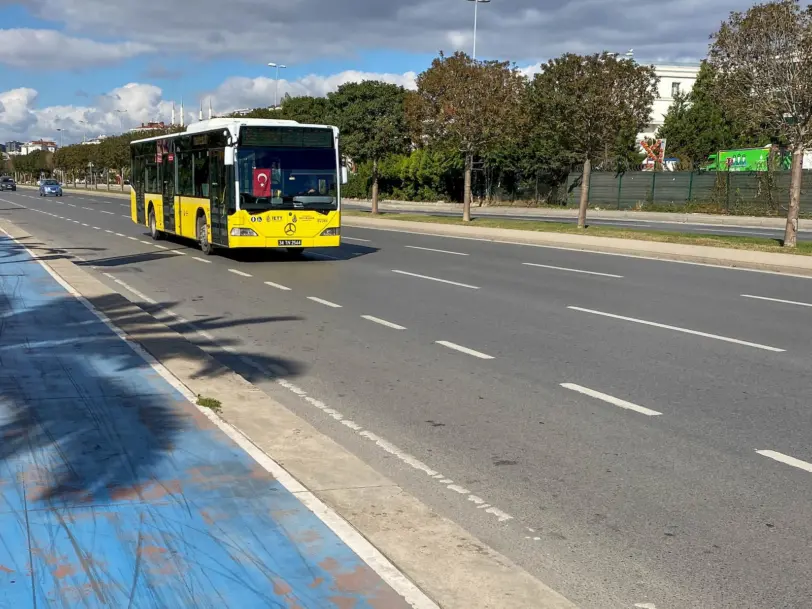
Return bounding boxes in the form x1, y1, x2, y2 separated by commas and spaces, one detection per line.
197, 215, 213, 255
149, 208, 163, 240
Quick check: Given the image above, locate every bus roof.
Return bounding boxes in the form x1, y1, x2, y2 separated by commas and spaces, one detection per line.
130, 117, 339, 145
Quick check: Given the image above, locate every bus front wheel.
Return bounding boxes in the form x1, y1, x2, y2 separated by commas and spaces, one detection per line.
197, 215, 213, 255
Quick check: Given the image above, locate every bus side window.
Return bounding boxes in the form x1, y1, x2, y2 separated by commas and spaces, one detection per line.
193, 151, 209, 198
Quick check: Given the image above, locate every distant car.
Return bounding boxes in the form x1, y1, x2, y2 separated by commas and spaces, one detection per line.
0, 176, 15, 191
39, 179, 62, 197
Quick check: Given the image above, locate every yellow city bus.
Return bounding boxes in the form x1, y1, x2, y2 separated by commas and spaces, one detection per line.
130, 118, 346, 255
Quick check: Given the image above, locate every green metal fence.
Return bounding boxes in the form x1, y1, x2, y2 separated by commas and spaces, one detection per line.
564, 171, 812, 216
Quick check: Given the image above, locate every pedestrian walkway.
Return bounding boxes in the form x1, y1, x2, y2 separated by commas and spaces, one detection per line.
0, 233, 413, 608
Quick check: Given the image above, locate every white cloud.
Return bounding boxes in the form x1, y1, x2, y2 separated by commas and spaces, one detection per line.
0, 29, 151, 69
19, 0, 739, 64
0, 69, 421, 143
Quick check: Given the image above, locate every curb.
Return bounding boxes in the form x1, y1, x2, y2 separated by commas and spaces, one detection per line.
0, 217, 580, 609
343, 216, 812, 277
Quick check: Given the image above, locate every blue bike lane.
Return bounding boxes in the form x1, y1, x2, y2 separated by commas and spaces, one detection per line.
0, 233, 416, 608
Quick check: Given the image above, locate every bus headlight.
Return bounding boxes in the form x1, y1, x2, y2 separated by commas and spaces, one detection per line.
230, 228, 258, 237
320, 227, 340, 236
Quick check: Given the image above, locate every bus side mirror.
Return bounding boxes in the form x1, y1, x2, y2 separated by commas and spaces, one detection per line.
341, 166, 348, 185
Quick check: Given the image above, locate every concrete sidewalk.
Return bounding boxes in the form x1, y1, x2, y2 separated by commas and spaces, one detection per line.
0, 233, 419, 608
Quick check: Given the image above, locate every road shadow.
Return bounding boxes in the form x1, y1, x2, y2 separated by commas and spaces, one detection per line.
0, 235, 106, 264
0, 238, 305, 505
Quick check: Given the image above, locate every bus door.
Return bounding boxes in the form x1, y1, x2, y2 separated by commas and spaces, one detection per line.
134, 156, 146, 224
208, 149, 229, 246
161, 148, 176, 233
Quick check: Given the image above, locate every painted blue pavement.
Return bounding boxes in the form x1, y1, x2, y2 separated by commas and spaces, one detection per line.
0, 235, 411, 608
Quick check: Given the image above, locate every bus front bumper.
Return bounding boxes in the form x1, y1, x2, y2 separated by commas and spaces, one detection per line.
226, 234, 341, 249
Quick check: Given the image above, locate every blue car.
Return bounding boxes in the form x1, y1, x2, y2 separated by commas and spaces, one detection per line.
39, 179, 63, 197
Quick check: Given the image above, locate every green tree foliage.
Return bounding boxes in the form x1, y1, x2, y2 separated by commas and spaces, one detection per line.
327, 81, 411, 213
710, 0, 812, 247
406, 52, 526, 221
526, 52, 658, 227
658, 62, 769, 167
9, 151, 54, 181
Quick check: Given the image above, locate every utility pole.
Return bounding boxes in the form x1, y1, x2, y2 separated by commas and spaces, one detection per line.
466, 0, 491, 60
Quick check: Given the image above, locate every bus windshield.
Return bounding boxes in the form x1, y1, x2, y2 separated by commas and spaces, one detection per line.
237, 148, 337, 212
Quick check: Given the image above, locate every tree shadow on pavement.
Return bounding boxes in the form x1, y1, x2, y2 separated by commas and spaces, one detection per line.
0, 278, 304, 507
0, 235, 105, 264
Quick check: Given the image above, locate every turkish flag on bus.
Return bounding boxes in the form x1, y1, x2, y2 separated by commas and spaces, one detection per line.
253, 169, 271, 197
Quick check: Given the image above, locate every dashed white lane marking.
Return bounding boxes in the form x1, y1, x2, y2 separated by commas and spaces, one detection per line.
100, 210, 115, 215
153, 244, 168, 250
568, 306, 786, 353
405, 245, 468, 256
82, 207, 93, 211
344, 236, 371, 242
67, 204, 76, 207
742, 294, 812, 308
307, 296, 342, 308
92, 226, 101, 230
634, 604, 658, 609
104, 229, 114, 234
80, 223, 89, 227
436, 340, 494, 360
114, 232, 125, 237
127, 236, 138, 241
170, 250, 186, 255
139, 240, 151, 245
264, 281, 291, 291
561, 383, 663, 416
121, 215, 130, 218
392, 269, 479, 290
192, 256, 213, 264
228, 268, 252, 277
756, 450, 812, 473
361, 315, 406, 330
523, 262, 623, 279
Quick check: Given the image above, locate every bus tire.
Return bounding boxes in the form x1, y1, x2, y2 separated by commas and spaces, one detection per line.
197, 214, 213, 255
148, 206, 163, 240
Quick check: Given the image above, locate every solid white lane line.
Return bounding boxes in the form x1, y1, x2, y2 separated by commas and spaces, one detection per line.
523, 262, 623, 278
228, 268, 252, 277
742, 294, 812, 308
405, 245, 468, 256
307, 296, 342, 308
265, 281, 292, 291
361, 315, 406, 330
100, 210, 115, 215
568, 306, 785, 352
756, 450, 812, 473
392, 269, 479, 290
436, 340, 494, 360
561, 383, 662, 416
192, 256, 213, 264
344, 236, 371, 242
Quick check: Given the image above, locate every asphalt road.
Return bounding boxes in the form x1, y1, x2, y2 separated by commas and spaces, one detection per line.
343, 202, 812, 242
3, 189, 812, 609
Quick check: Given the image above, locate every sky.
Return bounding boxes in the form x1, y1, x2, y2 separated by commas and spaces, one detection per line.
0, 0, 745, 145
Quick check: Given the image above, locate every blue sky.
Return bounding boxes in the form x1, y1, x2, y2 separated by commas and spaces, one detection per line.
0, 0, 733, 143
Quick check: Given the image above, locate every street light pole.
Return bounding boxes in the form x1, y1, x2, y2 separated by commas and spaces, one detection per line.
268, 62, 287, 108
467, 0, 490, 60
116, 109, 127, 133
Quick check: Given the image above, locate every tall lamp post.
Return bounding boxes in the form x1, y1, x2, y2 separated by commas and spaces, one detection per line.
55, 128, 64, 184
116, 109, 128, 133
467, 0, 490, 60
268, 62, 287, 109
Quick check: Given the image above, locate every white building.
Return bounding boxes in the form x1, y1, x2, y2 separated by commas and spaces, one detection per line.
20, 140, 57, 155
637, 64, 700, 143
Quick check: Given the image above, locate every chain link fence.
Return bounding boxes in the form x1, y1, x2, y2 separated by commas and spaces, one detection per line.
563, 171, 812, 216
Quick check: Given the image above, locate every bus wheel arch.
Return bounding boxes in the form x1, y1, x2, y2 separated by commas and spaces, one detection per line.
197, 209, 213, 255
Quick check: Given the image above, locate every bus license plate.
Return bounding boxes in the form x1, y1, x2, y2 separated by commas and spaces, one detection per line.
278, 239, 302, 246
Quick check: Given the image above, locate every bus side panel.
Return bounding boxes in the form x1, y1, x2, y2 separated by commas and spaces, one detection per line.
144, 193, 164, 230
179, 197, 210, 240
130, 189, 138, 223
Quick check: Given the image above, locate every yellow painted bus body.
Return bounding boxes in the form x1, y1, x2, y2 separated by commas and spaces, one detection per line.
130, 190, 341, 249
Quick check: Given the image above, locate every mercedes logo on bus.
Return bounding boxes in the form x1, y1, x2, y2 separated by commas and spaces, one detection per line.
284, 223, 297, 235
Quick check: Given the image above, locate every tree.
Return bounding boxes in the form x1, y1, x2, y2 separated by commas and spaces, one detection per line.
527, 53, 658, 228
407, 52, 526, 221
279, 96, 329, 124
709, 0, 812, 247
658, 62, 769, 167
329, 81, 411, 214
